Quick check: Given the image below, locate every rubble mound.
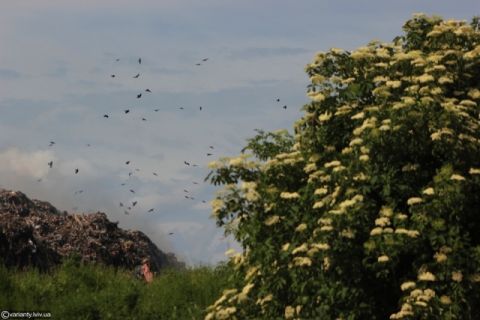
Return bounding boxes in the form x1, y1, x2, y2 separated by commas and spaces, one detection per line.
0, 189, 184, 271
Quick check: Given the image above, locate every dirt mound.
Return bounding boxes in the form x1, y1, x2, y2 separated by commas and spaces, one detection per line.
0, 189, 184, 271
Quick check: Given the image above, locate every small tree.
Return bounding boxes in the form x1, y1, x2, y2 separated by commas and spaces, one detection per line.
206, 14, 480, 319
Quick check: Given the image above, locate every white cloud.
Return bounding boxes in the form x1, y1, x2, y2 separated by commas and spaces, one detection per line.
0, 147, 54, 179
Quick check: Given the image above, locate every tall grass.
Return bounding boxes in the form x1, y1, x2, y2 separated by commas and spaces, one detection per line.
0, 259, 231, 319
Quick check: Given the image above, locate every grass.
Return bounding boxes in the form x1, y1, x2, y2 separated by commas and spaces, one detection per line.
0, 259, 231, 320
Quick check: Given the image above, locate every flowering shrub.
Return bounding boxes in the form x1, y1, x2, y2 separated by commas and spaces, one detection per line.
206, 15, 480, 319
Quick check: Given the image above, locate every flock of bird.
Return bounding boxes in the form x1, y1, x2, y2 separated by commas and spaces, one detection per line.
40, 56, 289, 223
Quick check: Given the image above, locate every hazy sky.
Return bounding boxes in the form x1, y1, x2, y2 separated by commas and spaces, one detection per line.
0, 0, 478, 265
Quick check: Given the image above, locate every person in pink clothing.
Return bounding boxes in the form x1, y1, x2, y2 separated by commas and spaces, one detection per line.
141, 257, 154, 283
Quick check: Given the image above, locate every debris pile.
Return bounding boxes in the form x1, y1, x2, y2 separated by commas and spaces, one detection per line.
0, 189, 184, 271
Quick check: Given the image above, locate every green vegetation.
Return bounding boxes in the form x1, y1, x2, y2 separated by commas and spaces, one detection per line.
0, 259, 232, 320
205, 14, 480, 319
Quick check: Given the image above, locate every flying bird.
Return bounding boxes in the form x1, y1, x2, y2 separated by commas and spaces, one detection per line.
145, 89, 151, 93
103, 114, 109, 118
124, 109, 130, 114
111, 74, 116, 78
154, 109, 159, 112
183, 189, 189, 193
115, 58, 120, 62
152, 172, 158, 176
199, 106, 202, 111
119, 202, 124, 207
148, 208, 154, 213
202, 200, 207, 203
121, 183, 126, 186
184, 161, 190, 166
207, 153, 213, 156
142, 118, 147, 121
132, 201, 137, 207
202, 58, 209, 62
49, 141, 55, 147
74, 168, 79, 174
276, 98, 280, 102
283, 105, 287, 109
138, 58, 142, 64
48, 161, 53, 168
126, 161, 130, 165
209, 146, 214, 149
195, 63, 201, 66
133, 73, 140, 78
129, 189, 135, 193
168, 232, 174, 235
179, 107, 184, 110
193, 181, 199, 185
74, 190, 83, 195
137, 93, 142, 99
86, 144, 91, 147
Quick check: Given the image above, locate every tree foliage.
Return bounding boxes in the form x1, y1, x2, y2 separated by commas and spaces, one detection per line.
205, 14, 480, 319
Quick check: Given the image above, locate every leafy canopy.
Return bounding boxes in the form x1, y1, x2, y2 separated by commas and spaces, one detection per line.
206, 14, 480, 320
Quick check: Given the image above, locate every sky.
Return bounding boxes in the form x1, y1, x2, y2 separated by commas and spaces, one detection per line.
0, 0, 478, 265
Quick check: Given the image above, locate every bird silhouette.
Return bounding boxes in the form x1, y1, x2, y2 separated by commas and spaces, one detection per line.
207, 153, 213, 156
119, 202, 124, 207
126, 161, 130, 165
132, 201, 137, 207
142, 118, 147, 121
152, 172, 158, 176
133, 73, 140, 78
138, 58, 142, 64
184, 161, 190, 166
179, 107, 184, 110
193, 181, 199, 184
129, 189, 135, 193
137, 93, 142, 99
145, 89, 151, 93
103, 114, 109, 118
283, 105, 287, 109
49, 141, 55, 147
195, 63, 201, 66
148, 208, 154, 212
168, 232, 174, 235
202, 200, 207, 203
121, 183, 126, 186
199, 106, 203, 111
183, 189, 189, 193
115, 58, 120, 62
202, 58, 209, 62
111, 74, 116, 78
124, 109, 130, 114
276, 98, 280, 102
74, 168, 79, 174
74, 190, 83, 195
154, 109, 159, 112
48, 161, 53, 168
209, 146, 214, 149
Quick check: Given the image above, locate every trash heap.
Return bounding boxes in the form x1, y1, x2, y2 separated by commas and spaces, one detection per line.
0, 189, 184, 271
